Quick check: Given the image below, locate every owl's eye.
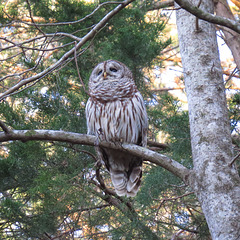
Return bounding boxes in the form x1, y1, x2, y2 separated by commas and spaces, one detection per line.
97, 70, 103, 76
110, 67, 117, 72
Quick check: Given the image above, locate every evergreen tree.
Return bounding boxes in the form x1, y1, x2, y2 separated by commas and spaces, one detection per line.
0, 0, 239, 239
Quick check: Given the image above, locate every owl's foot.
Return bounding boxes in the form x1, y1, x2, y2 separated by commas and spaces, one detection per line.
96, 128, 106, 142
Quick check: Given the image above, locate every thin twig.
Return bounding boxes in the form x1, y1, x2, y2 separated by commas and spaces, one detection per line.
155, 191, 194, 217
74, 42, 90, 96
0, 33, 81, 53
25, 0, 46, 35
2, 2, 123, 28
229, 152, 240, 167
155, 191, 194, 202
225, 67, 239, 85
195, 0, 202, 32
0, 37, 75, 53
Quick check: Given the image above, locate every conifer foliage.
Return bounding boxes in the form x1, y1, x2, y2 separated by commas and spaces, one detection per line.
0, 0, 239, 239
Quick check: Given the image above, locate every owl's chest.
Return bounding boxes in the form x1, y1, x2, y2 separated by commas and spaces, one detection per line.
92, 82, 137, 102
86, 97, 141, 143
93, 99, 128, 131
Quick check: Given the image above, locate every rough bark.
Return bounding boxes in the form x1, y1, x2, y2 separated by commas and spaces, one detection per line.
214, 0, 240, 71
175, 0, 240, 239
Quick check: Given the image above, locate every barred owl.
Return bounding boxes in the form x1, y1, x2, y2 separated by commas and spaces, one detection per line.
85, 60, 148, 197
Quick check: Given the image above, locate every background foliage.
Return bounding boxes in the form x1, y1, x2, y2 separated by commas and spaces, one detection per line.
0, 0, 239, 239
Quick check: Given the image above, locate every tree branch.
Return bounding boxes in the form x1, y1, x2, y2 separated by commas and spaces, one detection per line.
0, 0, 135, 101
3, 1, 124, 27
25, 0, 45, 35
148, 0, 174, 11
0, 129, 190, 182
214, 0, 240, 71
0, 120, 11, 134
174, 0, 240, 34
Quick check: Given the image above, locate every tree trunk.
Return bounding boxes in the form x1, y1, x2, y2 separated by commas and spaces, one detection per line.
175, 0, 240, 239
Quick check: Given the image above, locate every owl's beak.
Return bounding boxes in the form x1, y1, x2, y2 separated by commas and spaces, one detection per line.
103, 72, 107, 79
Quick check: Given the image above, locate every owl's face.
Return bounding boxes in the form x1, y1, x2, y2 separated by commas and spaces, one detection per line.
88, 60, 136, 101
89, 60, 133, 85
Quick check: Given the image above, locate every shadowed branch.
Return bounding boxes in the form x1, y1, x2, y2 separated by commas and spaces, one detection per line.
0, 129, 190, 182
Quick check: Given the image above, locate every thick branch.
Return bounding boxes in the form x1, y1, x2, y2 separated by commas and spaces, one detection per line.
174, 0, 240, 34
0, 120, 11, 134
0, 0, 134, 101
0, 129, 190, 182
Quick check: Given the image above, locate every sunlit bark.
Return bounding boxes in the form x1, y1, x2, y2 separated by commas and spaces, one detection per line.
175, 0, 240, 239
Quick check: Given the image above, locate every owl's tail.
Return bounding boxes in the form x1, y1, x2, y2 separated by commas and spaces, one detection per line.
110, 166, 142, 197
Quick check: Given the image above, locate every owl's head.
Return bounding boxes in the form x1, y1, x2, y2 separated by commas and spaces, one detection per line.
89, 60, 133, 84
88, 60, 137, 101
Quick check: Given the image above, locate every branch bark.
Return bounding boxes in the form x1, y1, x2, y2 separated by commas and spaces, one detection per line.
0, 129, 190, 182
174, 0, 240, 34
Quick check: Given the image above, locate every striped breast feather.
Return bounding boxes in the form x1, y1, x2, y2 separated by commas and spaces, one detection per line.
85, 91, 148, 145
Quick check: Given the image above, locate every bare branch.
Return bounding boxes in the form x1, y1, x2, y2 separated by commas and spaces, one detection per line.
3, 41, 75, 52
25, 0, 45, 35
174, 0, 240, 34
3, 1, 124, 28
0, 129, 190, 182
148, 0, 174, 11
155, 191, 194, 202
195, 0, 202, 32
151, 87, 185, 92
0, 0, 135, 101
74, 42, 90, 96
0, 33, 81, 53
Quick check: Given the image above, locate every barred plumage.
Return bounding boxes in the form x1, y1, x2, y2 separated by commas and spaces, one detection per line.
85, 60, 148, 197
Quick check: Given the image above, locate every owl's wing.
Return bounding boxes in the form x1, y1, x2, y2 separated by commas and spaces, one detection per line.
133, 91, 148, 148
